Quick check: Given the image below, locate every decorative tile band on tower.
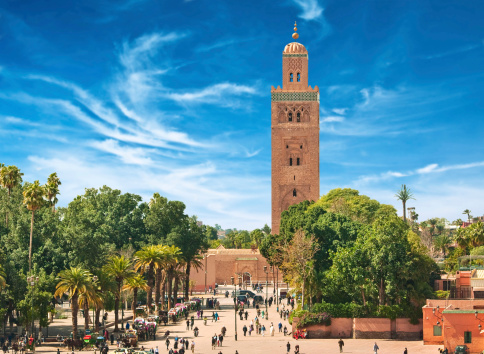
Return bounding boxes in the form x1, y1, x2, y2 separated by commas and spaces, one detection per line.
282, 54, 308, 58
271, 91, 319, 102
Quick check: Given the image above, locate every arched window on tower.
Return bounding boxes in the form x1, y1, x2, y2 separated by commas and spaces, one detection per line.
289, 73, 293, 82
297, 158, 300, 166
297, 112, 300, 122
288, 112, 292, 122
297, 73, 301, 82
293, 189, 297, 197
289, 158, 293, 166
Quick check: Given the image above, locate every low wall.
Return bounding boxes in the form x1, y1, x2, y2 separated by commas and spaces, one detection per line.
355, 318, 391, 339
395, 319, 423, 340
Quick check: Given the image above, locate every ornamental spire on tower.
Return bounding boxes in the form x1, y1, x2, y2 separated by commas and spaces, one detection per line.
292, 21, 299, 40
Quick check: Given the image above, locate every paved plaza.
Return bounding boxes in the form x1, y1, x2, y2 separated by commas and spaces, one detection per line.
35, 285, 442, 354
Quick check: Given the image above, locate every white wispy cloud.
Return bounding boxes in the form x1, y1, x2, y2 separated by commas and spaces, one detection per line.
332, 108, 347, 115
166, 83, 257, 105
321, 116, 344, 123
421, 42, 483, 60
292, 0, 323, 21
356, 161, 484, 185
90, 139, 154, 166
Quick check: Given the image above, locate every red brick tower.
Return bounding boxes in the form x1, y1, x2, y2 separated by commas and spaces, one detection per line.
271, 23, 320, 234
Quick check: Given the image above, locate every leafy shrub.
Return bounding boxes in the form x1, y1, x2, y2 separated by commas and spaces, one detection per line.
295, 311, 331, 328
434, 290, 450, 299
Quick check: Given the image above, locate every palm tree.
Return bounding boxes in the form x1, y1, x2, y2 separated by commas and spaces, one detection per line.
434, 234, 451, 257
164, 245, 182, 310
184, 255, 203, 301
134, 245, 162, 314
92, 271, 116, 332
395, 185, 415, 223
23, 181, 45, 272
0, 165, 24, 228
463, 209, 472, 222
122, 274, 148, 320
54, 267, 93, 339
78, 280, 102, 331
44, 172, 61, 212
103, 255, 134, 332
428, 218, 438, 236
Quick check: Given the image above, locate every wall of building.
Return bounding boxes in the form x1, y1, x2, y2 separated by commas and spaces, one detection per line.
443, 312, 484, 353
354, 318, 392, 339
189, 247, 283, 292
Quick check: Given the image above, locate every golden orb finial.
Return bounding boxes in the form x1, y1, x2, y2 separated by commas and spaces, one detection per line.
292, 21, 299, 40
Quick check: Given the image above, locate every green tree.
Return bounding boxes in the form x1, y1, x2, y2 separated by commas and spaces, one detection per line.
44, 172, 61, 212
134, 245, 163, 313
122, 274, 148, 320
434, 234, 451, 257
23, 181, 46, 272
104, 255, 135, 332
463, 209, 472, 221
395, 185, 415, 223
0, 165, 24, 228
54, 267, 93, 339
144, 193, 186, 244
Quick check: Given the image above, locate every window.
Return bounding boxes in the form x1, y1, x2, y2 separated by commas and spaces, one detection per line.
433, 325, 442, 336
289, 158, 293, 166
465, 331, 472, 343
288, 113, 292, 122
300, 145, 302, 149
297, 73, 300, 82
297, 158, 300, 166
290, 73, 293, 82
294, 176, 295, 180
297, 112, 300, 122
286, 145, 288, 149
293, 189, 297, 197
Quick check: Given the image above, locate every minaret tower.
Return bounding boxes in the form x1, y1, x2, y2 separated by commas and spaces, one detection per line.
271, 23, 320, 234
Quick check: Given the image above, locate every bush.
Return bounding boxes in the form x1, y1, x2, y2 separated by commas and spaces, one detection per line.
434, 290, 450, 299
295, 311, 331, 329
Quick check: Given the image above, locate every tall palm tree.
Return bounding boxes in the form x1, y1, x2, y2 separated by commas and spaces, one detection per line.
463, 209, 472, 222
78, 280, 102, 331
44, 172, 61, 212
54, 267, 93, 339
0, 165, 24, 228
164, 245, 182, 310
92, 271, 116, 332
434, 234, 451, 257
122, 274, 148, 320
184, 255, 203, 301
23, 181, 45, 272
134, 245, 162, 314
103, 255, 134, 332
395, 185, 415, 223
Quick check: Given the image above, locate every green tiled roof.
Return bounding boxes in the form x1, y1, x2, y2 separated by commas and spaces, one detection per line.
271, 91, 319, 102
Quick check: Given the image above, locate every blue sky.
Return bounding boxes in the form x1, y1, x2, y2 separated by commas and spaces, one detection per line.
1, 0, 484, 229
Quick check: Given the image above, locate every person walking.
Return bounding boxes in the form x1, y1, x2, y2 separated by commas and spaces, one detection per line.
286, 342, 291, 353
270, 324, 274, 336
278, 322, 282, 333
373, 342, 379, 354
338, 338, 344, 353
404, 348, 408, 354
165, 337, 170, 350
243, 325, 247, 336
191, 340, 195, 353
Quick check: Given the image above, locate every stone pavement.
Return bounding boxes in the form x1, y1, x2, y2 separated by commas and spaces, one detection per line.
35, 285, 443, 354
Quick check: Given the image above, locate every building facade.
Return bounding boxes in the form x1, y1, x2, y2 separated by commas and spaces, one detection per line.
271, 24, 320, 234
189, 245, 283, 293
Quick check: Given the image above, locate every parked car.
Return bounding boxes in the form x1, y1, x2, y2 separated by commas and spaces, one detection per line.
253, 295, 264, 304
239, 290, 256, 298
236, 294, 249, 303
454, 345, 469, 354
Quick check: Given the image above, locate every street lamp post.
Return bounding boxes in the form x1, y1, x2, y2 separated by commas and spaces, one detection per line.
27, 275, 39, 337
92, 276, 98, 331
234, 274, 242, 341
263, 266, 268, 317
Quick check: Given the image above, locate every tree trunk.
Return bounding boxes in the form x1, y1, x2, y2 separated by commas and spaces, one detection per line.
301, 278, 305, 310
29, 211, 35, 272
379, 277, 385, 306
184, 262, 191, 301
84, 302, 89, 330
146, 263, 154, 314
114, 282, 120, 332
402, 201, 406, 223
161, 277, 166, 311
167, 271, 173, 310
154, 269, 161, 313
6, 188, 10, 229
361, 286, 366, 306
72, 294, 79, 340
132, 288, 138, 320
173, 274, 179, 306
95, 308, 101, 332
